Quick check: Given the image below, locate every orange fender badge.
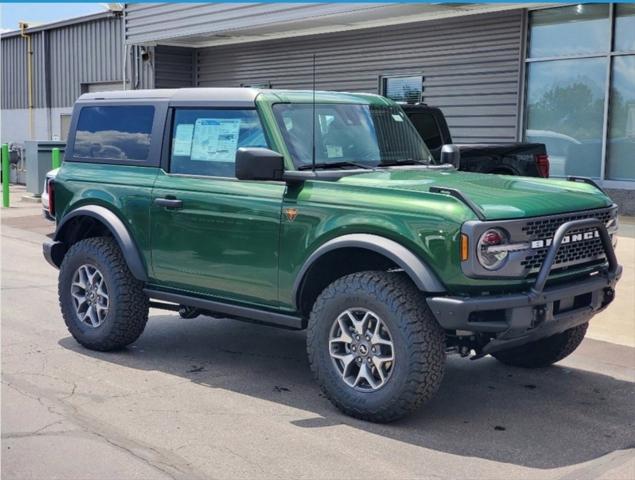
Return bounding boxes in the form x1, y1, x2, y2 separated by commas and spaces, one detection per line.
285, 208, 298, 222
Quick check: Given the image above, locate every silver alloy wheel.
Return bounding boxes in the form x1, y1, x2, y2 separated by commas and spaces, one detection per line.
71, 264, 109, 328
328, 307, 395, 391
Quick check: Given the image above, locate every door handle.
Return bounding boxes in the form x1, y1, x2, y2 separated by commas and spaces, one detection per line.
154, 197, 183, 209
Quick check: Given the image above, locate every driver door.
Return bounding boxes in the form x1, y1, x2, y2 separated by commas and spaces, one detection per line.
149, 107, 285, 307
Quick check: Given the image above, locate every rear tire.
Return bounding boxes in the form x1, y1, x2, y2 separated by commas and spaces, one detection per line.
59, 237, 149, 351
306, 271, 445, 423
492, 323, 588, 368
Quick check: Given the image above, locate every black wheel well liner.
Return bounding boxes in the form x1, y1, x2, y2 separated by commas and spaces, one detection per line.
53, 205, 148, 281
293, 234, 445, 315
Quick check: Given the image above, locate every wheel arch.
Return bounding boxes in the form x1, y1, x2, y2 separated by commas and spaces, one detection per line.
293, 234, 445, 315
53, 205, 148, 282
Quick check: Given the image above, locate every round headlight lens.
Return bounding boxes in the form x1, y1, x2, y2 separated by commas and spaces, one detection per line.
477, 228, 509, 270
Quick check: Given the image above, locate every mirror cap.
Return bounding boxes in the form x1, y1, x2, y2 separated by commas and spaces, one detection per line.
440, 144, 461, 169
235, 147, 285, 181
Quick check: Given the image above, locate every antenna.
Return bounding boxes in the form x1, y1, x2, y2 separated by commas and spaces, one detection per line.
312, 53, 316, 172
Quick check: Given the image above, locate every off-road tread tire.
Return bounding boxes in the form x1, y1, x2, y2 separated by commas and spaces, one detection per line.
307, 271, 445, 423
492, 323, 588, 368
59, 237, 149, 351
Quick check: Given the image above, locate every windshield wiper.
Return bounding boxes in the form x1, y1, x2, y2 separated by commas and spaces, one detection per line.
298, 161, 372, 170
379, 159, 428, 167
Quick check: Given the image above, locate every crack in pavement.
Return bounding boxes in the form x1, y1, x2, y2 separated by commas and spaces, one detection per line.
3, 374, 213, 480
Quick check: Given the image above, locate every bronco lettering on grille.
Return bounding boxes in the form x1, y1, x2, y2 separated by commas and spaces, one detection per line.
530, 230, 600, 249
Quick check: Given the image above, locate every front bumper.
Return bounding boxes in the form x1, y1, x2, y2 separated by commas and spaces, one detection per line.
427, 217, 622, 354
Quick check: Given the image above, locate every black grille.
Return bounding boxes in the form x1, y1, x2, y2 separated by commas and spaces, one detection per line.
521, 238, 606, 271
519, 208, 616, 273
522, 209, 614, 240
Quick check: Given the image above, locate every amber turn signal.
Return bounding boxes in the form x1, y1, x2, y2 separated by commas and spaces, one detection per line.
460, 233, 469, 261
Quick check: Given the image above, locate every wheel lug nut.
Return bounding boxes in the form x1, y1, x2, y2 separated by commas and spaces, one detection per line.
357, 357, 362, 363
351, 346, 356, 352
371, 347, 376, 353
367, 358, 372, 363
365, 336, 370, 341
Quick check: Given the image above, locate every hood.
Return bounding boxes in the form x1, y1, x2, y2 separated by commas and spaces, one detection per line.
337, 168, 612, 220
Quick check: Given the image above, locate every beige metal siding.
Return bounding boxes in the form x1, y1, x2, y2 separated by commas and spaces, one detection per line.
197, 10, 524, 143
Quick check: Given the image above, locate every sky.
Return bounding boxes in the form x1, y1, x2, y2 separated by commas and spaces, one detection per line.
1, 3, 107, 33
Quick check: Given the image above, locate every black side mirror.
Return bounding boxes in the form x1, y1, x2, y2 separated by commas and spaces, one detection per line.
235, 148, 285, 181
440, 144, 461, 169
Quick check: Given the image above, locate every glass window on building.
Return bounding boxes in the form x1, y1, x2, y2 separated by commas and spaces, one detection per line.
606, 56, 635, 180
524, 58, 606, 178
615, 4, 635, 52
525, 4, 635, 182
528, 4, 610, 58
382, 76, 423, 104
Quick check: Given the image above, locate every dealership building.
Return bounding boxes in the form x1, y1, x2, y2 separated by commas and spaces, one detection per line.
2, 3, 634, 212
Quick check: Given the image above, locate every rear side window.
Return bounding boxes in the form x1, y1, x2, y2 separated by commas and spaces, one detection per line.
409, 113, 443, 150
73, 106, 155, 161
169, 109, 268, 178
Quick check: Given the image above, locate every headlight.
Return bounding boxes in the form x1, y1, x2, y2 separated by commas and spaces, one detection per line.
477, 228, 509, 270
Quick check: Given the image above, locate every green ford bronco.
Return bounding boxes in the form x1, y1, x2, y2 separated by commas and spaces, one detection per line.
44, 88, 621, 422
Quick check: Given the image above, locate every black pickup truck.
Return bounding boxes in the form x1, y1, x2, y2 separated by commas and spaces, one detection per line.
402, 104, 550, 178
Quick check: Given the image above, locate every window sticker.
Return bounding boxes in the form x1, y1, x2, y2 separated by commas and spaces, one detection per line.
326, 144, 344, 158
191, 118, 242, 162
173, 124, 194, 156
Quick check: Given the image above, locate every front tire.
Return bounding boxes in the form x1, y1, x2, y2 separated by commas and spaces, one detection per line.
59, 237, 149, 351
307, 271, 445, 423
492, 323, 588, 368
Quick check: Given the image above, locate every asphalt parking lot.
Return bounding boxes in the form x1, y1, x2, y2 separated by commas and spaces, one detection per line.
2, 185, 634, 480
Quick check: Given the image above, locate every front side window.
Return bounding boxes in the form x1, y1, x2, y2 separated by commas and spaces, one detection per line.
73, 105, 154, 161
273, 103, 432, 168
170, 109, 268, 177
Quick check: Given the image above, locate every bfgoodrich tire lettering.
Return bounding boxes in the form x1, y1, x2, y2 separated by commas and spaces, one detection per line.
492, 323, 588, 368
59, 237, 149, 351
307, 271, 445, 423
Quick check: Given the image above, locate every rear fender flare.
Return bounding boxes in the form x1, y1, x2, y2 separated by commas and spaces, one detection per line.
54, 205, 147, 281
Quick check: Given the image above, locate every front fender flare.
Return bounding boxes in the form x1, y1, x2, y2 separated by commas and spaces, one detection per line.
292, 233, 446, 308
53, 205, 148, 282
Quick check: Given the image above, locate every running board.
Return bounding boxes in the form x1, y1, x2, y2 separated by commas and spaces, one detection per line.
144, 288, 305, 330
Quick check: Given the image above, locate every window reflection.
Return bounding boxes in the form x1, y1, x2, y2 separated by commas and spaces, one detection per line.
524, 58, 606, 178
73, 106, 154, 161
607, 56, 635, 181
615, 4, 635, 52
529, 4, 610, 58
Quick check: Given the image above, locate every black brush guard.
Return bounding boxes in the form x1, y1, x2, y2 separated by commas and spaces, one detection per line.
426, 218, 622, 354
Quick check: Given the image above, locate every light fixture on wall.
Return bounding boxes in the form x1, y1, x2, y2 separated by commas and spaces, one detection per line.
139, 46, 151, 62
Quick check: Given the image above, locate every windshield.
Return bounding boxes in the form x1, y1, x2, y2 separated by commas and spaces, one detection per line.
272, 103, 433, 168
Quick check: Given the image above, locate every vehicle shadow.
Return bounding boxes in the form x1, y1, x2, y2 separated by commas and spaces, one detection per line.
59, 312, 635, 469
